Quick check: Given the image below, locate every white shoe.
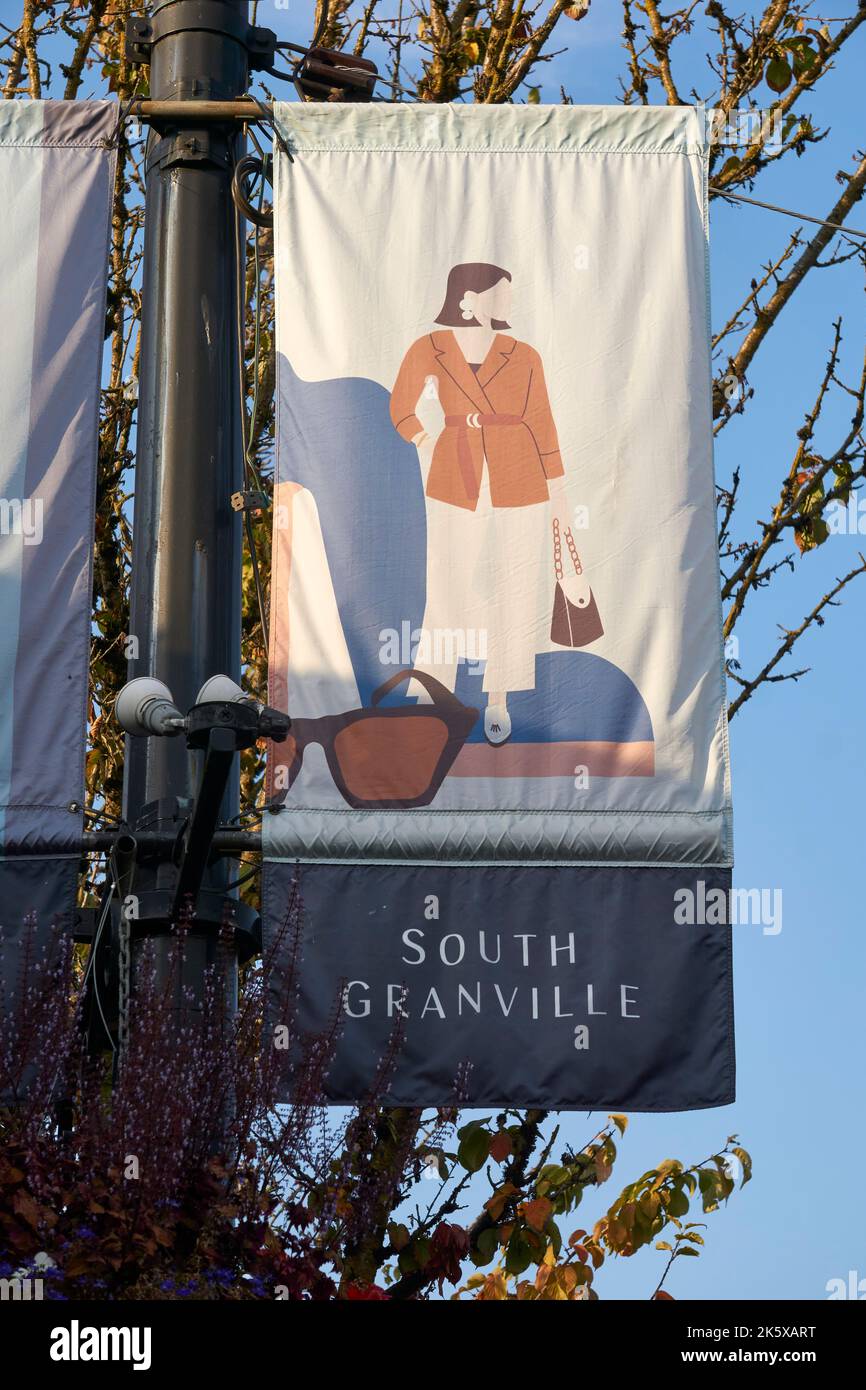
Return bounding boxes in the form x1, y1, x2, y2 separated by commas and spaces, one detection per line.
484, 705, 512, 745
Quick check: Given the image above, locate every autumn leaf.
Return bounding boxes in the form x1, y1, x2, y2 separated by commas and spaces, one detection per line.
471, 1270, 509, 1301
484, 1182, 520, 1223
489, 1131, 512, 1163
522, 1196, 553, 1233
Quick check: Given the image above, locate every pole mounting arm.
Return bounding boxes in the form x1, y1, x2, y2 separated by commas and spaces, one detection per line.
171, 698, 289, 923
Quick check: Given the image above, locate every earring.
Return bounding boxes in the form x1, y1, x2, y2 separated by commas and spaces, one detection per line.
459, 298, 474, 321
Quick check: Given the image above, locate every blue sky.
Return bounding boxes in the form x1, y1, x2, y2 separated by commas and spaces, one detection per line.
255, 3, 866, 1300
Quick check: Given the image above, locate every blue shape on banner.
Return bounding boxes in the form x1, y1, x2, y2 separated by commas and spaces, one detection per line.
278, 361, 653, 747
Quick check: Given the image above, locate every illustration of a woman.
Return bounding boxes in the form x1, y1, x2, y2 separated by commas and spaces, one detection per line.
390, 263, 570, 744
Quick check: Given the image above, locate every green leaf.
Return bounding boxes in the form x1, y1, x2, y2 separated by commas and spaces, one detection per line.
537, 1163, 570, 1190
667, 1187, 690, 1218
397, 1236, 431, 1275
783, 38, 818, 75
505, 1229, 534, 1276
387, 1221, 410, 1252
718, 155, 741, 180
458, 1127, 491, 1174
698, 1169, 721, 1212
471, 1225, 500, 1267
457, 1118, 491, 1139
766, 56, 792, 92
833, 462, 853, 504
546, 1220, 563, 1257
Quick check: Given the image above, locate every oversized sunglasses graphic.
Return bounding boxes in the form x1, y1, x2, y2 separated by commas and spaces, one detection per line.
272, 669, 479, 810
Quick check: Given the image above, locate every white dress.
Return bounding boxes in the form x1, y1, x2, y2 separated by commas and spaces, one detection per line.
412, 431, 552, 697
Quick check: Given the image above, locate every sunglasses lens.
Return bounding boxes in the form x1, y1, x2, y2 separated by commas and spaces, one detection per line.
333, 716, 450, 802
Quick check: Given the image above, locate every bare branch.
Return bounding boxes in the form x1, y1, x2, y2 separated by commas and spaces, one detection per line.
728, 557, 866, 717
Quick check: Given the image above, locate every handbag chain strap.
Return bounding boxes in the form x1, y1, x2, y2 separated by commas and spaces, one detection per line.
552, 518, 584, 580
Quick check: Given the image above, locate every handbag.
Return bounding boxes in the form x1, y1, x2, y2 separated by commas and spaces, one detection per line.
550, 518, 604, 648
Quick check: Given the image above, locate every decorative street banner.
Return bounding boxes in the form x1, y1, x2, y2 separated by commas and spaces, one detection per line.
266, 104, 734, 1109
0, 103, 116, 982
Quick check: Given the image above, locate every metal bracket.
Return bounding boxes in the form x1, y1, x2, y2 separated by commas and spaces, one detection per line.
124, 13, 276, 72
171, 699, 288, 923
171, 725, 238, 922
124, 16, 152, 65
247, 26, 279, 73
148, 129, 233, 174
230, 489, 269, 514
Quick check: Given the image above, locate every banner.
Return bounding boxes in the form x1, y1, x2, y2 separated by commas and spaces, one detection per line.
266, 104, 733, 1109
0, 102, 116, 973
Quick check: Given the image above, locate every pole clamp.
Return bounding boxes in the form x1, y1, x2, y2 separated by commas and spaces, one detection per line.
147, 128, 232, 174
125, 16, 153, 65
124, 10, 277, 71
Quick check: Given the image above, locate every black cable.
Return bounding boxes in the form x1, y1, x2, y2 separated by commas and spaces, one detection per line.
224, 862, 262, 892
231, 153, 272, 228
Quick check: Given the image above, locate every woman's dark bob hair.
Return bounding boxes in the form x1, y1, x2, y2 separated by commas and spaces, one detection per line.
435, 262, 512, 329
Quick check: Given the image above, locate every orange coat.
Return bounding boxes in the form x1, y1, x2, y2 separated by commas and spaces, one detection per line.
390, 330, 564, 511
